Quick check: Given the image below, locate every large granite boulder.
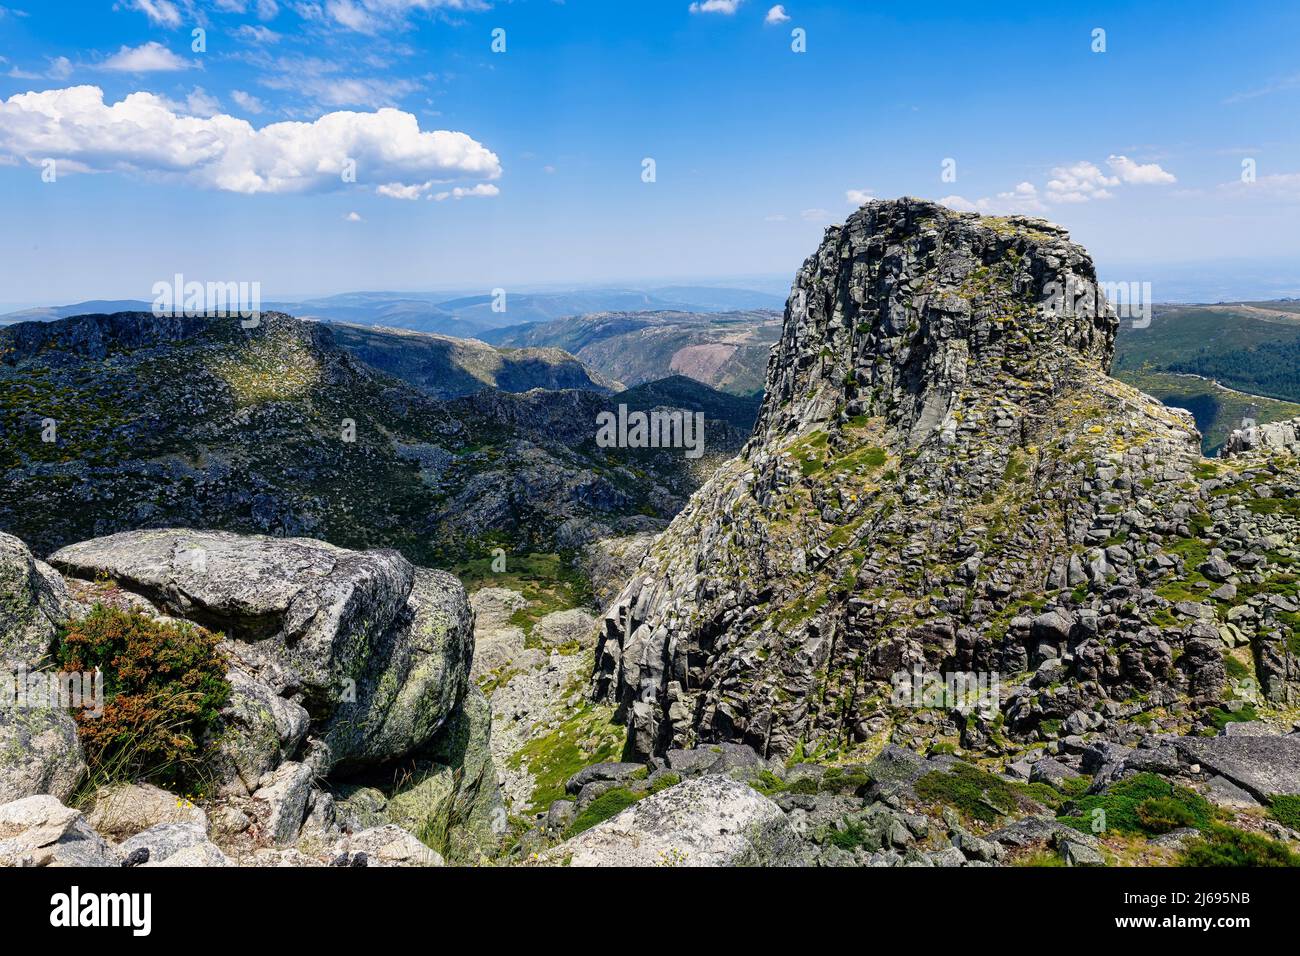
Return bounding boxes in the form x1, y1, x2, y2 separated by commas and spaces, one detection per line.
0, 794, 118, 867
48, 529, 474, 780
545, 775, 803, 867
1174, 735, 1300, 801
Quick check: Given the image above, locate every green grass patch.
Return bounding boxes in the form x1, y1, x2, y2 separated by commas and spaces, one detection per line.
1267, 795, 1300, 831
508, 696, 627, 813
1179, 824, 1300, 867
566, 787, 642, 837
1059, 772, 1213, 836
914, 763, 1028, 824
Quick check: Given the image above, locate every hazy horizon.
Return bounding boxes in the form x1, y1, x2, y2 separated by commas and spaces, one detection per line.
3, 1, 1300, 308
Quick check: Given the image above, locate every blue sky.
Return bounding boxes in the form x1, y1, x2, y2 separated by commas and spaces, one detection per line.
1, 0, 1298, 306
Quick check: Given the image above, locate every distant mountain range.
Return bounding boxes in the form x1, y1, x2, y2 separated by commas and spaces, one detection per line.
484, 309, 783, 397
0, 286, 787, 336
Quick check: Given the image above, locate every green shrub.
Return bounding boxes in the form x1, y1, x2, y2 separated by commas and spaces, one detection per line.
1180, 825, 1300, 867
1268, 795, 1300, 831
1058, 773, 1213, 836
787, 776, 820, 795
750, 770, 788, 796
1137, 796, 1202, 833
915, 763, 1023, 823
825, 818, 872, 851
647, 771, 680, 794
56, 605, 230, 792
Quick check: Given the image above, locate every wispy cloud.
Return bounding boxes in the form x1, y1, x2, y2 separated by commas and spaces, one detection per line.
1225, 73, 1300, 104
125, 0, 183, 28
236, 24, 281, 43
323, 0, 489, 34
690, 0, 744, 14
231, 89, 267, 114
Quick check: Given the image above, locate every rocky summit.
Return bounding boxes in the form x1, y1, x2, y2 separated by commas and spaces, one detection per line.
593, 198, 1300, 762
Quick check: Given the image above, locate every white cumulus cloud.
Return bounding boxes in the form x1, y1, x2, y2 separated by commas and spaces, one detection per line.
0, 85, 501, 195
1045, 160, 1118, 203
100, 42, 196, 73
939, 182, 1044, 215
845, 188, 873, 205
765, 5, 789, 23
431, 183, 498, 200
1106, 154, 1176, 185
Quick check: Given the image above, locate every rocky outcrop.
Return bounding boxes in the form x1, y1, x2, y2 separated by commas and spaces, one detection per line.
0, 532, 80, 670
0, 526, 501, 864
1223, 417, 1300, 458
545, 775, 801, 867
49, 529, 474, 779
593, 199, 1300, 760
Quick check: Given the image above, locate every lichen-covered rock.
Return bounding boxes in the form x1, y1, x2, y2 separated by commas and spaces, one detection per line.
253, 761, 315, 845
544, 774, 803, 867
0, 531, 80, 670
532, 608, 597, 649
119, 822, 227, 866
332, 824, 444, 867
48, 529, 474, 777
0, 794, 118, 867
0, 703, 86, 804
593, 198, 1299, 761
339, 686, 504, 863
0, 533, 87, 804
87, 782, 208, 841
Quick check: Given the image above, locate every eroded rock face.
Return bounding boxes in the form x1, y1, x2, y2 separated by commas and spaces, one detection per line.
0, 533, 87, 803
0, 532, 80, 670
593, 199, 1300, 760
1223, 417, 1300, 458
48, 529, 473, 776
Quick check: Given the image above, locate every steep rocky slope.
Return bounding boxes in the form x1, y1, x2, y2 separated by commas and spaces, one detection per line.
0, 311, 746, 568
593, 199, 1300, 762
